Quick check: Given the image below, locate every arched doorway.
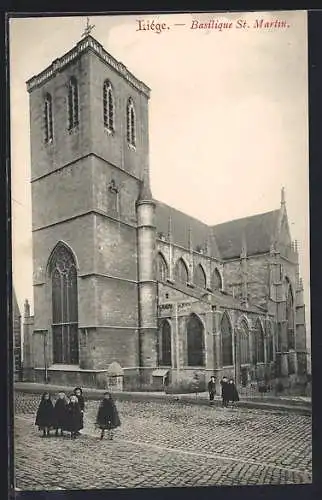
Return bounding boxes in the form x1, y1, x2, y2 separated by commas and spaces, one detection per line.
187, 313, 205, 366
49, 242, 79, 365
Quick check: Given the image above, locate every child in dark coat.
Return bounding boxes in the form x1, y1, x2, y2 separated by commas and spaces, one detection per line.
220, 376, 229, 408
73, 387, 85, 435
96, 392, 121, 441
65, 395, 83, 439
53, 392, 68, 437
35, 392, 54, 437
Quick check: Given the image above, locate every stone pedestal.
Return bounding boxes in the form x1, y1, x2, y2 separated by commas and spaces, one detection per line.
107, 362, 124, 392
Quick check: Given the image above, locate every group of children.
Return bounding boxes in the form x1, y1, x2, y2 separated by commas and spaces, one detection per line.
208, 376, 240, 407
35, 387, 121, 441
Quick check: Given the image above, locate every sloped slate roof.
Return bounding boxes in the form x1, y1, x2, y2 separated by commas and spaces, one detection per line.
212, 210, 280, 259
155, 201, 220, 258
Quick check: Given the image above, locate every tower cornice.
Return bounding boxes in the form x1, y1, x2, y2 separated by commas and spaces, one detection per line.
26, 35, 150, 98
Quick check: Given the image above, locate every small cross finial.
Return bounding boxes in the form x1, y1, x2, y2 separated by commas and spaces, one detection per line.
82, 17, 95, 38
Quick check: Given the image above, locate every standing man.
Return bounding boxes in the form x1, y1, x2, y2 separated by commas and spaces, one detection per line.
208, 376, 216, 405
220, 376, 229, 408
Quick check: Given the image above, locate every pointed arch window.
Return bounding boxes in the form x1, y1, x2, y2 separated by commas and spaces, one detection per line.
187, 313, 205, 366
254, 319, 265, 363
103, 80, 115, 132
211, 268, 222, 290
159, 320, 171, 366
239, 319, 250, 365
67, 77, 79, 130
193, 264, 207, 289
174, 258, 189, 284
221, 312, 233, 366
44, 93, 53, 143
49, 243, 79, 365
127, 98, 136, 147
286, 281, 295, 350
266, 320, 274, 362
157, 253, 169, 282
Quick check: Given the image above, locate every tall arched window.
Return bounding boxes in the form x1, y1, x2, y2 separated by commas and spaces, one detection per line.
221, 312, 233, 366
174, 258, 189, 284
159, 320, 171, 366
211, 268, 222, 290
193, 264, 207, 289
49, 243, 79, 365
44, 93, 53, 143
187, 313, 205, 366
254, 319, 265, 363
239, 319, 250, 365
266, 320, 274, 362
68, 77, 79, 130
286, 281, 295, 350
103, 80, 115, 132
157, 253, 168, 282
127, 98, 136, 147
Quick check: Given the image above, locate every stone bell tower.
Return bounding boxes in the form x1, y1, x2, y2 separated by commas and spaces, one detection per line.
26, 30, 157, 385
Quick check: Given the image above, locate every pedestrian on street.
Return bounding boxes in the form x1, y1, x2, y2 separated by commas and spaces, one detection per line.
35, 392, 54, 438
65, 395, 83, 439
208, 376, 216, 405
228, 379, 239, 407
73, 387, 85, 435
96, 392, 121, 441
53, 392, 69, 437
220, 376, 229, 408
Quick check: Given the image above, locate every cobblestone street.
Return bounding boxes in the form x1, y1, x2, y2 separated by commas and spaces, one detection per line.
14, 392, 312, 490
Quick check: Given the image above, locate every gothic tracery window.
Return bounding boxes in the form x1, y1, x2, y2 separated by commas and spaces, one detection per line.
193, 264, 207, 289
211, 268, 222, 290
266, 320, 274, 362
50, 243, 79, 365
127, 98, 136, 147
286, 281, 295, 350
159, 320, 171, 366
157, 253, 168, 282
239, 319, 250, 365
187, 313, 205, 366
68, 77, 79, 130
103, 80, 115, 132
254, 319, 265, 363
174, 258, 189, 284
44, 93, 53, 143
221, 312, 233, 366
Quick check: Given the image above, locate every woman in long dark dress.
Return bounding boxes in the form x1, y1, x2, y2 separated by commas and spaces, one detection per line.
73, 387, 85, 435
96, 392, 121, 441
65, 395, 83, 439
53, 392, 68, 437
35, 392, 54, 437
228, 379, 240, 407
220, 376, 229, 408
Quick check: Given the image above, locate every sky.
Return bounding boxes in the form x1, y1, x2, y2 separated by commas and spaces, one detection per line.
9, 11, 310, 343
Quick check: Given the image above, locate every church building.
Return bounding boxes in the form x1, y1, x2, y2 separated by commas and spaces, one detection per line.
22, 33, 308, 391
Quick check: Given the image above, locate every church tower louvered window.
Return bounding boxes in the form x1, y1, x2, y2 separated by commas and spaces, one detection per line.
67, 77, 79, 130
103, 80, 115, 132
127, 98, 136, 147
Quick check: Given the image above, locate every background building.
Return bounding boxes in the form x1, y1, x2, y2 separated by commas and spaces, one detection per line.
22, 33, 308, 391
13, 288, 22, 381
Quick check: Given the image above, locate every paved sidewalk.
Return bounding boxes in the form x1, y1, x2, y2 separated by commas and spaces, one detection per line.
14, 382, 311, 415
14, 394, 312, 489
